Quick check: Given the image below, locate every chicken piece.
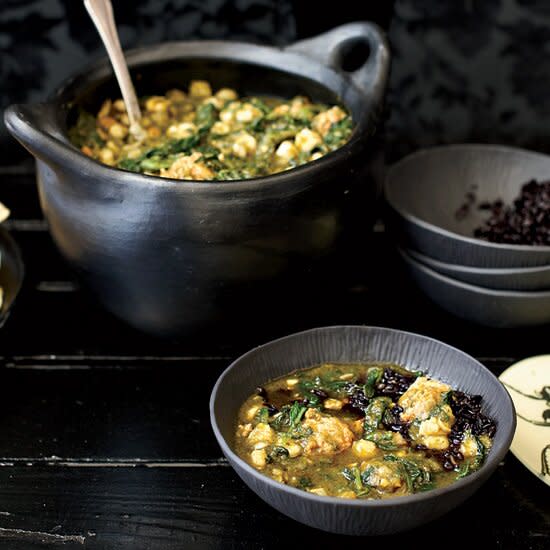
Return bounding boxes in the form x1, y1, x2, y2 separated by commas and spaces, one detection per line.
232, 132, 257, 158
236, 423, 253, 438
361, 462, 403, 492
460, 433, 479, 458
302, 408, 354, 456
166, 122, 197, 140
235, 103, 262, 123
289, 96, 310, 118
312, 106, 347, 136
398, 377, 451, 422
274, 140, 298, 166
160, 152, 214, 180
250, 449, 267, 468
352, 439, 380, 459
247, 422, 275, 446
294, 128, 322, 153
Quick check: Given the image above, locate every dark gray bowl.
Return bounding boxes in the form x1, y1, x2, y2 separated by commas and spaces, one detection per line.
400, 248, 550, 327
209, 326, 516, 536
385, 144, 550, 268
0, 228, 24, 327
406, 247, 550, 291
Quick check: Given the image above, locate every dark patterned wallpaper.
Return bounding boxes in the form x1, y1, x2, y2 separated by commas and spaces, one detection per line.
386, 0, 550, 158
0, 0, 296, 108
2, 0, 550, 163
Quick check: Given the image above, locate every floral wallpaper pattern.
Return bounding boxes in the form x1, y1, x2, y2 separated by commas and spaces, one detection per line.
386, 0, 550, 159
3, 0, 550, 163
0, 0, 296, 161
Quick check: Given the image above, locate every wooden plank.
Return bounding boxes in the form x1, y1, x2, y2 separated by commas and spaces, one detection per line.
0, 171, 42, 222
0, 225, 548, 359
0, 362, 226, 460
0, 357, 519, 461
0, 456, 546, 550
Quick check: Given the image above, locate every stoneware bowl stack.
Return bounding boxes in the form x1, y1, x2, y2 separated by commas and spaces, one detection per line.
209, 325, 516, 536
384, 144, 550, 328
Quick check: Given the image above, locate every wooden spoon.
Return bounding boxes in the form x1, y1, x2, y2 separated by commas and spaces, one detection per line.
83, 0, 144, 139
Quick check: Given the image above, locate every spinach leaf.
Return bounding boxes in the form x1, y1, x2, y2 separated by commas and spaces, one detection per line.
364, 430, 399, 451
384, 455, 434, 492
298, 477, 313, 489
118, 157, 141, 171
298, 376, 353, 402
117, 136, 200, 173
456, 436, 486, 479
195, 103, 216, 133
363, 397, 392, 434
324, 116, 353, 148
364, 367, 383, 398
249, 97, 270, 114
195, 145, 220, 160
455, 462, 471, 479
270, 402, 307, 434
255, 407, 269, 424
342, 465, 371, 496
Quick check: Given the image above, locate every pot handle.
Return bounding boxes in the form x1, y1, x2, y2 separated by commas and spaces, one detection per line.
285, 22, 390, 106
4, 102, 71, 167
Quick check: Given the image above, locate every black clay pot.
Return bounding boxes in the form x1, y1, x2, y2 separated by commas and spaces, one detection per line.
4, 23, 389, 336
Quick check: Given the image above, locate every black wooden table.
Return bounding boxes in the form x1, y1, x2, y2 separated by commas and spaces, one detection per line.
0, 163, 548, 549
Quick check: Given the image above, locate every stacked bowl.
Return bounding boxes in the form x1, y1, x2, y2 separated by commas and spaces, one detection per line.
384, 144, 550, 328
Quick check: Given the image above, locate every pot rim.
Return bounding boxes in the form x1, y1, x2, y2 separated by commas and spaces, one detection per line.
17, 31, 385, 193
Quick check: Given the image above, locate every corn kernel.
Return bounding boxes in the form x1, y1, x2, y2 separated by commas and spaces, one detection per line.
323, 398, 343, 410
109, 123, 128, 139
250, 449, 267, 468
189, 80, 212, 98
216, 88, 238, 102
113, 99, 126, 112
99, 148, 115, 165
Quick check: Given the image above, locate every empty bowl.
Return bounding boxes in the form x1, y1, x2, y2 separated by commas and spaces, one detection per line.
406, 247, 550, 291
210, 325, 516, 535
399, 248, 550, 327
385, 144, 550, 268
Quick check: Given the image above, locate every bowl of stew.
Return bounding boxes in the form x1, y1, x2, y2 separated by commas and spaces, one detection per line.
210, 326, 516, 535
4, 22, 389, 336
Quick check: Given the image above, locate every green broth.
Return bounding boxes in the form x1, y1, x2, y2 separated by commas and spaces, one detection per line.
69, 81, 353, 181
234, 363, 494, 500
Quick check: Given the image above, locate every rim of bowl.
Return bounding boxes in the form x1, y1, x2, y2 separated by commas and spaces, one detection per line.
209, 325, 516, 508
406, 247, 550, 276
400, 247, 550, 297
47, 39, 371, 193
385, 143, 550, 253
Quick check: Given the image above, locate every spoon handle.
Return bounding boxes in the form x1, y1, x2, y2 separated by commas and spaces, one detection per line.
84, 0, 142, 128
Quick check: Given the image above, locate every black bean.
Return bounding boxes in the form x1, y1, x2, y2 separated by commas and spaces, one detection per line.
264, 403, 279, 415
311, 388, 328, 399
375, 368, 416, 400
345, 388, 370, 414
473, 179, 550, 245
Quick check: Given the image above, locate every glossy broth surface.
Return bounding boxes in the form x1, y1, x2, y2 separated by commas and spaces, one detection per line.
235, 362, 495, 499
69, 80, 353, 180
